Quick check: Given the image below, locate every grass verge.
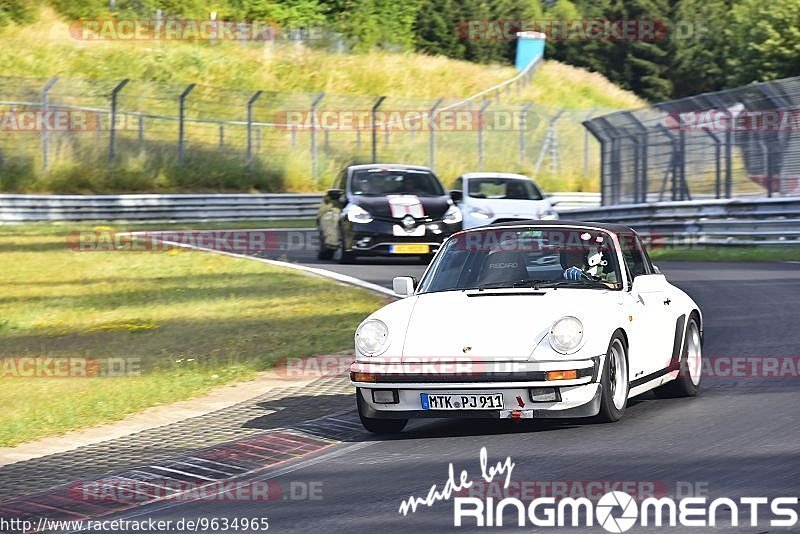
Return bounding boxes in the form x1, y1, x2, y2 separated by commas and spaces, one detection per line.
0, 222, 385, 447
0, 8, 642, 194
650, 246, 800, 262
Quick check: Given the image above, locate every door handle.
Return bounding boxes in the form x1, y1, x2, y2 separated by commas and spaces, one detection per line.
663, 298, 671, 305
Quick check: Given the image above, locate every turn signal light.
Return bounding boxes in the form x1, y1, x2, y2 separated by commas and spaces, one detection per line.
545, 370, 578, 381
350, 372, 378, 383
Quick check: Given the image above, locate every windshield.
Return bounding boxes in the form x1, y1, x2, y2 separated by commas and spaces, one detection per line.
350, 168, 445, 197
467, 177, 543, 200
418, 226, 622, 293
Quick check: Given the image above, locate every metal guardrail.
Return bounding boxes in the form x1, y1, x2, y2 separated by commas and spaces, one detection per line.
0, 194, 323, 222
562, 196, 800, 246
0, 192, 600, 223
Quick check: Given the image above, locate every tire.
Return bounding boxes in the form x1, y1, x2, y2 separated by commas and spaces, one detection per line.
596, 333, 629, 423
654, 315, 702, 398
357, 392, 407, 434
316, 230, 334, 260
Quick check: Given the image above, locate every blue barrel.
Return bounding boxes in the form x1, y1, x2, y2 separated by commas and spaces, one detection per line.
515, 31, 546, 71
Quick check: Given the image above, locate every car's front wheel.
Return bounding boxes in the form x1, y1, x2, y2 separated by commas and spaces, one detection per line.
356, 391, 407, 434
337, 233, 356, 264
596, 333, 629, 422
316, 230, 334, 260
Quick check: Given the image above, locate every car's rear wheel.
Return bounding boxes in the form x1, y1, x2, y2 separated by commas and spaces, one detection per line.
316, 230, 334, 260
654, 315, 702, 398
596, 333, 629, 422
357, 391, 407, 434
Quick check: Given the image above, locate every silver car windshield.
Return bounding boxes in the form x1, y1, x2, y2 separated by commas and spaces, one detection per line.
418, 227, 622, 293
467, 178, 543, 200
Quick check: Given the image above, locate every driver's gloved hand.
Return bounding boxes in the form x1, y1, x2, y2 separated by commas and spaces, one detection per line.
563, 266, 584, 280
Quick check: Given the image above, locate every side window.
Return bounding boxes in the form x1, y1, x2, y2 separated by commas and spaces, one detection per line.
621, 235, 651, 280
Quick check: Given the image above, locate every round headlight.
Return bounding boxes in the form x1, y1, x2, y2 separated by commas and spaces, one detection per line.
355, 319, 389, 356
549, 316, 584, 354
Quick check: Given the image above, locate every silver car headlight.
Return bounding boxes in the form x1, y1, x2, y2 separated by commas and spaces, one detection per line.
539, 207, 559, 220
443, 204, 463, 224
355, 319, 389, 356
549, 316, 583, 354
469, 206, 493, 220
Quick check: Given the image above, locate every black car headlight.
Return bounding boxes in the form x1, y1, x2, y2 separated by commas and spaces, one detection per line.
347, 204, 374, 223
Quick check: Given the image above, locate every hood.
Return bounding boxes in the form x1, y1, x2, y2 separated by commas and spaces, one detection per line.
468, 197, 553, 218
398, 289, 614, 362
354, 194, 451, 220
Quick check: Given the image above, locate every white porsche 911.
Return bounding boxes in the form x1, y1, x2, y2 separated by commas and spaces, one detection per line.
350, 220, 703, 433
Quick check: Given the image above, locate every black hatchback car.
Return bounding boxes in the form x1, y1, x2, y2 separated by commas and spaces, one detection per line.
316, 164, 463, 263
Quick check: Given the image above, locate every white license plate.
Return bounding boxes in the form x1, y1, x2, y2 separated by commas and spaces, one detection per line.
420, 393, 504, 410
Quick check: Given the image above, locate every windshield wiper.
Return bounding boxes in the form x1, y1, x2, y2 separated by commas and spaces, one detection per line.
465, 279, 546, 291
535, 278, 619, 290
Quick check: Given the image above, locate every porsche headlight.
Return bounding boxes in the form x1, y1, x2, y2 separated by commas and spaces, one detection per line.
347, 204, 373, 223
355, 319, 389, 356
443, 204, 463, 224
549, 316, 583, 354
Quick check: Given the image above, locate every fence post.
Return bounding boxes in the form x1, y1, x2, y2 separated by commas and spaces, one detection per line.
701, 127, 722, 199
218, 124, 224, 148
583, 109, 596, 177
310, 93, 324, 184
246, 90, 263, 165
40, 77, 59, 173
519, 103, 532, 165
477, 99, 491, 171
581, 118, 608, 206
624, 111, 649, 203
138, 114, 144, 146
760, 140, 772, 197
371, 96, 386, 163
178, 83, 196, 165
428, 98, 442, 170
108, 78, 129, 165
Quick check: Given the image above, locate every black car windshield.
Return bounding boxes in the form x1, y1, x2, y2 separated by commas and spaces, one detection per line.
418, 226, 623, 293
350, 169, 445, 197
467, 177, 543, 200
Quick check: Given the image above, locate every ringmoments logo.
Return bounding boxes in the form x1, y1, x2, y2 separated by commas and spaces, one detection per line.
398, 448, 800, 530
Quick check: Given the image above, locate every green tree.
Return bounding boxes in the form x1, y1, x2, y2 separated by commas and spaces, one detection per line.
414, 0, 464, 58
670, 0, 734, 97
729, 0, 800, 86
0, 0, 37, 26
548, 0, 674, 101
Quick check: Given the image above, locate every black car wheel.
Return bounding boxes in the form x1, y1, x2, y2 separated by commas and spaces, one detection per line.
316, 229, 334, 260
337, 235, 356, 264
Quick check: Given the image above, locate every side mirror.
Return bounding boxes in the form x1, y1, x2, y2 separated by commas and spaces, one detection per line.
326, 189, 343, 202
631, 274, 666, 293
392, 276, 416, 297
449, 190, 463, 204
652, 264, 661, 274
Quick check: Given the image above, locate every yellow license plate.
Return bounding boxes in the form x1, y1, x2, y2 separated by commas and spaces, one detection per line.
390, 244, 430, 254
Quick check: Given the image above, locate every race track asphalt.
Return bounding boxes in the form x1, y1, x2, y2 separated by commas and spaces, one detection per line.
82, 233, 800, 533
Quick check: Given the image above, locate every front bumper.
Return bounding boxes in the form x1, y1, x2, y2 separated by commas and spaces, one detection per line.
351, 357, 604, 420
344, 219, 460, 255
